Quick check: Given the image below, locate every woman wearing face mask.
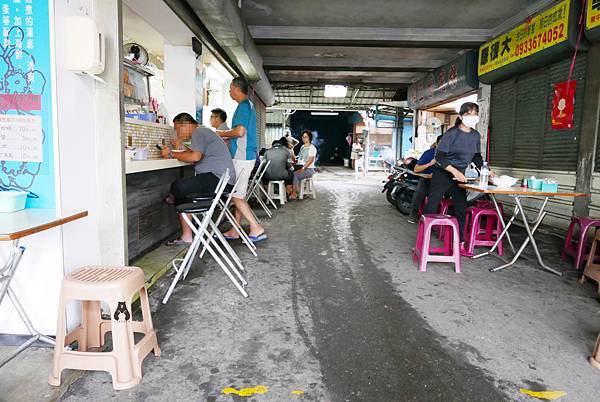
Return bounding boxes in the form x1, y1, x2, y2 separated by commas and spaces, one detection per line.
423, 102, 485, 255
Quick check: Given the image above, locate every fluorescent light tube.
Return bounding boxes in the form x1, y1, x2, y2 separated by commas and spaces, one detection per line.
311, 112, 339, 116
324, 85, 348, 98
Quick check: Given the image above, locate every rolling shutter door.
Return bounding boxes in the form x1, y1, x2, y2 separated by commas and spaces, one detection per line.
490, 54, 586, 171
489, 79, 515, 167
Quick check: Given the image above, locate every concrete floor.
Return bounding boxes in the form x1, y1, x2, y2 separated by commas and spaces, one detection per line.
3, 167, 600, 401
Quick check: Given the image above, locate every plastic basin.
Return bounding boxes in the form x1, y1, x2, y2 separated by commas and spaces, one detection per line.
0, 191, 28, 213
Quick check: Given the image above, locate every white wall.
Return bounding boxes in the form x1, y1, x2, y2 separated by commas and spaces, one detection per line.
164, 45, 196, 120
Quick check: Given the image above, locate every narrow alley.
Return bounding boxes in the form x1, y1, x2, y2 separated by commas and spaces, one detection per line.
55, 170, 600, 401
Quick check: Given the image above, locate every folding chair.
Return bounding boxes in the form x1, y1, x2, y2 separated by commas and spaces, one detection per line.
193, 169, 257, 259
162, 170, 248, 304
246, 160, 276, 218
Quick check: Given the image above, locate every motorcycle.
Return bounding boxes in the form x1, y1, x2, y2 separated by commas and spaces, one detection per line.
384, 165, 490, 216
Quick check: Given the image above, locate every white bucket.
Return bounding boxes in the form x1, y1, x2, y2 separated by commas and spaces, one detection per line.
343, 158, 350, 168
0, 191, 28, 213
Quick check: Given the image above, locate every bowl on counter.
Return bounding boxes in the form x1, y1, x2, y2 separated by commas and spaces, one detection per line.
491, 175, 518, 188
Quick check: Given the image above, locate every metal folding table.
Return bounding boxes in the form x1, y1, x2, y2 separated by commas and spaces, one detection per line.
461, 185, 587, 276
0, 209, 87, 368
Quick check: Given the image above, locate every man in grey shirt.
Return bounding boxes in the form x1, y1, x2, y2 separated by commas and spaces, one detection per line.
263, 139, 293, 186
160, 112, 235, 245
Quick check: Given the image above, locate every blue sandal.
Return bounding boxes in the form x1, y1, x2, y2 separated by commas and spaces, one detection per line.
249, 232, 268, 243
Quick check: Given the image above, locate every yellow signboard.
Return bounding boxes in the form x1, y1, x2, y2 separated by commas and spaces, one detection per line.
478, 0, 570, 76
587, 0, 600, 30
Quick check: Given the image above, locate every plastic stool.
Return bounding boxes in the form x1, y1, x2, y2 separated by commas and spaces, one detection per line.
436, 199, 454, 239
267, 180, 286, 205
580, 229, 600, 294
412, 214, 461, 273
49, 266, 160, 390
562, 216, 600, 270
438, 198, 454, 215
464, 207, 504, 256
299, 177, 316, 200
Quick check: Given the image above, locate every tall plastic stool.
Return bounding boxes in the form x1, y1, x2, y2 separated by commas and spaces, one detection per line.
299, 177, 316, 200
562, 216, 600, 270
463, 207, 504, 256
267, 180, 286, 205
436, 199, 454, 239
438, 198, 454, 215
580, 229, 600, 294
412, 214, 461, 273
49, 266, 160, 390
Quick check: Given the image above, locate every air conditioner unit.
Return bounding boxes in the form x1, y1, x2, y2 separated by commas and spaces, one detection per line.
65, 17, 105, 75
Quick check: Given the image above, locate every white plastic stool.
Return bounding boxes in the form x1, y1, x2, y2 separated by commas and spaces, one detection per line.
267, 180, 286, 205
299, 177, 316, 200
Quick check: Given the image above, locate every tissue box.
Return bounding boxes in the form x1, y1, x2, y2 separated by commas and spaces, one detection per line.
541, 183, 558, 192
528, 179, 543, 190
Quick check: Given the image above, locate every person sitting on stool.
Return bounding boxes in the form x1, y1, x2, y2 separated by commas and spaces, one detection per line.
161, 112, 235, 246
422, 102, 488, 256
262, 138, 294, 191
407, 135, 442, 224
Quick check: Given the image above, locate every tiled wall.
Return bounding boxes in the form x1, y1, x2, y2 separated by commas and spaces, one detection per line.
124, 118, 175, 160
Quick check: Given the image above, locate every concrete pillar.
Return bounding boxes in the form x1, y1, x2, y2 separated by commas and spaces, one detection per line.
574, 43, 600, 217
94, 0, 127, 264
164, 45, 196, 119
477, 83, 492, 160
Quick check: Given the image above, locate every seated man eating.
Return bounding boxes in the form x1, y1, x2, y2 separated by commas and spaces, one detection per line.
161, 112, 235, 245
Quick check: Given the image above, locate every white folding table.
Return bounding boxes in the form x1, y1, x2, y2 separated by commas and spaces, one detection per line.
461, 184, 587, 277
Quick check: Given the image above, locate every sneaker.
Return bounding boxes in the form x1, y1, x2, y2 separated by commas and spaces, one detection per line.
407, 217, 417, 224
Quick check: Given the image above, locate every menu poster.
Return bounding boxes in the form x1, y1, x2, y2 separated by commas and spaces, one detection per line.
0, 0, 55, 208
0, 114, 42, 161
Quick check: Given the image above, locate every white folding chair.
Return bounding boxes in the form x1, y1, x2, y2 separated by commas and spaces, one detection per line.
195, 169, 257, 259
246, 160, 275, 218
162, 170, 248, 304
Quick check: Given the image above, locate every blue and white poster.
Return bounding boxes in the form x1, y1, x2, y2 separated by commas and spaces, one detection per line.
0, 0, 54, 208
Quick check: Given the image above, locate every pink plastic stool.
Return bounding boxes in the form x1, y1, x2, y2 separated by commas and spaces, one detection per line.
413, 214, 461, 273
464, 207, 504, 256
438, 198, 454, 215
434, 199, 454, 239
561, 216, 600, 270
475, 200, 504, 215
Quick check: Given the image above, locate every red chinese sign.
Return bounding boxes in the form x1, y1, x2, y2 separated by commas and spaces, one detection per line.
551, 80, 576, 130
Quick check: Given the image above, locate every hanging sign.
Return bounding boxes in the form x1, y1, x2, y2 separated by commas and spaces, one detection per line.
585, 0, 600, 41
479, 0, 570, 76
479, 0, 587, 84
0, 0, 55, 208
588, 0, 600, 29
407, 51, 479, 109
551, 81, 576, 130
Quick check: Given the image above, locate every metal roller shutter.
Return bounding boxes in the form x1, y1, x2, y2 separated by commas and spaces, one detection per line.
490, 54, 587, 171
489, 79, 515, 167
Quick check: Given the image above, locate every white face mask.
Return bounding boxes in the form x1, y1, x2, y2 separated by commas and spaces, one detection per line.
461, 115, 480, 129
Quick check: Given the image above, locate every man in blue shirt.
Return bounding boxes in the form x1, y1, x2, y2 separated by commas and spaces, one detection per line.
217, 77, 266, 243
407, 135, 442, 224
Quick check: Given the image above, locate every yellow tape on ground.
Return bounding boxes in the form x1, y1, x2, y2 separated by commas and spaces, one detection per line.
520, 388, 567, 400
222, 385, 269, 397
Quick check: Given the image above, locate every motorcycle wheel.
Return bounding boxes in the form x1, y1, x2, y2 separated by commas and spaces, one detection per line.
395, 190, 413, 215
385, 186, 396, 205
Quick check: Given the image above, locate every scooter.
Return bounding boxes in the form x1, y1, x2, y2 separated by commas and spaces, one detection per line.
382, 166, 405, 205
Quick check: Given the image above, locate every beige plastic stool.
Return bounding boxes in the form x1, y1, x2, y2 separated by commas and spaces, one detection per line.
267, 180, 286, 205
48, 266, 160, 390
299, 177, 316, 200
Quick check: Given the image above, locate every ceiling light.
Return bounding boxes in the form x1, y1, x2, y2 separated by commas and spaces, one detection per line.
311, 111, 339, 116
324, 85, 348, 98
